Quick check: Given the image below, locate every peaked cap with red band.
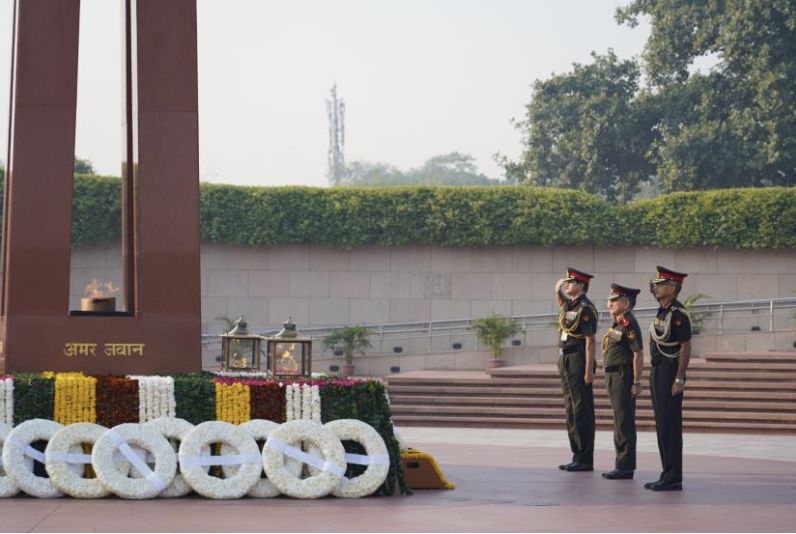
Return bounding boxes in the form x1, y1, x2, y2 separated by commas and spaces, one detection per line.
563, 267, 594, 284
608, 283, 641, 300
652, 265, 688, 284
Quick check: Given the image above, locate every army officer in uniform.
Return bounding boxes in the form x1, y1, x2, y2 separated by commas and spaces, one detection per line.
647, 266, 692, 492
554, 268, 599, 472
601, 284, 643, 480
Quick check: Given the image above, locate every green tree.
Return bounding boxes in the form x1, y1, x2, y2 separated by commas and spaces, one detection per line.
74, 157, 96, 174
343, 153, 512, 187
501, 51, 657, 202
617, 0, 796, 189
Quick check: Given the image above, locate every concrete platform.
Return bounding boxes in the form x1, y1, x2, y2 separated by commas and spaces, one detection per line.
1, 428, 794, 532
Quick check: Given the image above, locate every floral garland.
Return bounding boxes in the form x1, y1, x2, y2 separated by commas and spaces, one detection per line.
127, 376, 176, 422
0, 378, 13, 426
95, 376, 139, 428
215, 382, 251, 425
173, 373, 216, 425
53, 373, 97, 425
285, 384, 294, 421
320, 381, 410, 496
0, 373, 410, 496
11, 374, 54, 424
249, 383, 285, 422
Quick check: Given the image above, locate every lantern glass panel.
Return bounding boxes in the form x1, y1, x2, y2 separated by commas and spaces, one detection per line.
229, 338, 255, 369
274, 342, 304, 375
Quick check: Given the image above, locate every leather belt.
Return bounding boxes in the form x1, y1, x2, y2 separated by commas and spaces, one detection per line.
651, 358, 678, 366
604, 364, 632, 373
558, 345, 582, 356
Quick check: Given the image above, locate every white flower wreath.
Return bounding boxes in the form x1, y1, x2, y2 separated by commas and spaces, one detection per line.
45, 422, 130, 499
178, 421, 261, 499
143, 417, 210, 498
262, 419, 346, 499
92, 423, 176, 499
1, 419, 65, 498
220, 419, 301, 498
310, 419, 390, 498
0, 422, 19, 498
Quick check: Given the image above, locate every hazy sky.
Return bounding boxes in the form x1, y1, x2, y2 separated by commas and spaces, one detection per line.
0, 0, 651, 187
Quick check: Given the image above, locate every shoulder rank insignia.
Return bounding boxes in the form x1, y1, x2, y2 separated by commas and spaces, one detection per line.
627, 330, 636, 340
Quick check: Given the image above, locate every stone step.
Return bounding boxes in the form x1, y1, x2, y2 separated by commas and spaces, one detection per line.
389, 404, 796, 422
391, 415, 796, 433
388, 395, 796, 413
686, 361, 796, 372
703, 352, 796, 363
487, 368, 796, 382
386, 384, 796, 400
387, 378, 796, 391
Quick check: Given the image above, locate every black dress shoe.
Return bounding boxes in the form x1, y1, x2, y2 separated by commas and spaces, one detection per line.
644, 479, 663, 489
602, 469, 634, 480
558, 462, 574, 471
565, 462, 594, 472
650, 481, 683, 491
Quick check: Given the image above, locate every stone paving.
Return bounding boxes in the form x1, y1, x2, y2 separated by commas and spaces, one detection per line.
1, 428, 794, 532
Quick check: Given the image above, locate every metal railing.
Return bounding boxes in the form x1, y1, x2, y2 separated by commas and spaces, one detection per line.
201, 297, 796, 357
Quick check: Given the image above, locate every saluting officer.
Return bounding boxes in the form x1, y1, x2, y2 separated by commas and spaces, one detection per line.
555, 268, 599, 472
647, 266, 692, 491
601, 284, 643, 480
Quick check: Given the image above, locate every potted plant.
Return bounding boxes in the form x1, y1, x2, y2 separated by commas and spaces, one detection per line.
683, 293, 711, 335
471, 313, 522, 368
322, 324, 373, 377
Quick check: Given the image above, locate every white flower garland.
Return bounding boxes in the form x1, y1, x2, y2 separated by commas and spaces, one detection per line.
284, 383, 321, 421
0, 422, 19, 498
178, 421, 261, 499
285, 384, 295, 421
127, 376, 176, 422
143, 417, 209, 498
45, 422, 120, 499
301, 384, 312, 421
0, 379, 12, 426
316, 419, 390, 498
92, 423, 176, 499
2, 419, 64, 498
262, 420, 346, 499
310, 386, 321, 423
220, 419, 301, 498
292, 384, 302, 420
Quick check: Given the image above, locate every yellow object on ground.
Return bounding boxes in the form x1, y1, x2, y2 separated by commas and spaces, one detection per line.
401, 448, 455, 490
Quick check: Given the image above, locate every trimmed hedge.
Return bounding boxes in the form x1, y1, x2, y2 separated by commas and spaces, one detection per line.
0, 176, 794, 248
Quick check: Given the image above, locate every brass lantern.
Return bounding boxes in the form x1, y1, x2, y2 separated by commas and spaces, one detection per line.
220, 318, 263, 372
267, 317, 312, 377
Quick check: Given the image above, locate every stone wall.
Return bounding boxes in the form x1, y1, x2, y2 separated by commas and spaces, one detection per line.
69, 242, 796, 371
70, 242, 796, 331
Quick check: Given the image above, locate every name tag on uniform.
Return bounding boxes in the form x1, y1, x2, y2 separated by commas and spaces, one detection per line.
561, 331, 568, 342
